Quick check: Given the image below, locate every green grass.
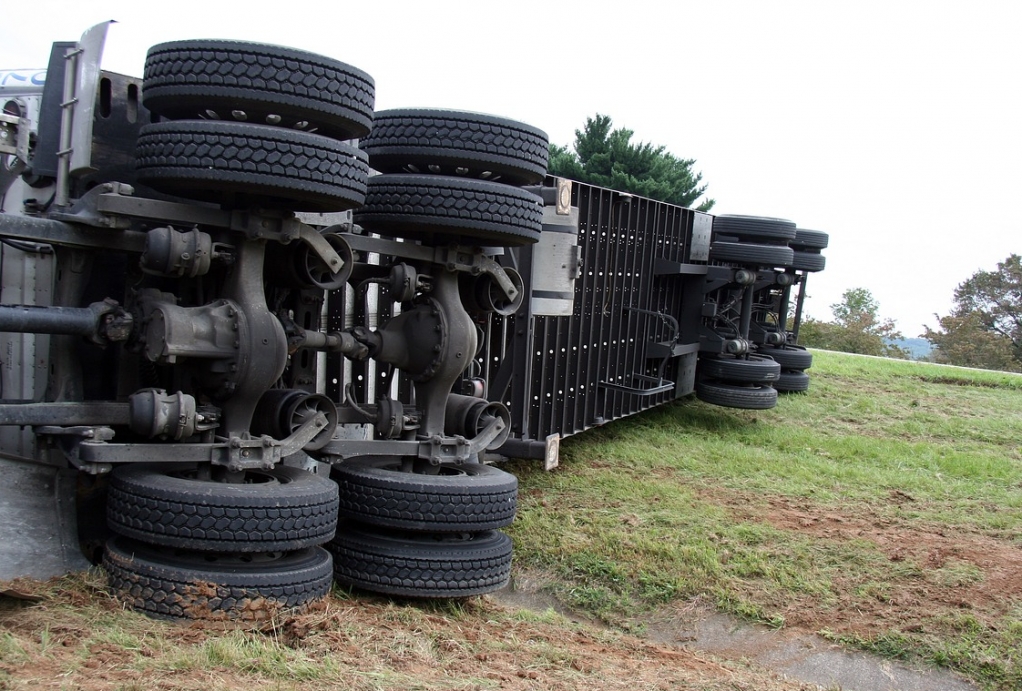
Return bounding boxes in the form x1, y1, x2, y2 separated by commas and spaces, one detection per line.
506, 350, 1022, 689
4, 350, 1021, 690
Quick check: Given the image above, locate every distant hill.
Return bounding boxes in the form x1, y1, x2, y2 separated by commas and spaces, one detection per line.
886, 337, 933, 359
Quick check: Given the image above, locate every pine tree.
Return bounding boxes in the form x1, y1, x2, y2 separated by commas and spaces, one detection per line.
548, 114, 714, 211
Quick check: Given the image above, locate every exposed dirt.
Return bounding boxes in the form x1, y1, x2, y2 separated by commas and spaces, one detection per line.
695, 485, 1022, 637
3, 487, 1018, 690
0, 573, 820, 691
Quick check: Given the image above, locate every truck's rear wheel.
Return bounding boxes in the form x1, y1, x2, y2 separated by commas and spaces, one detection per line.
359, 109, 549, 185
327, 523, 512, 598
143, 39, 375, 140
354, 175, 543, 246
104, 537, 333, 620
697, 354, 781, 384
712, 215, 797, 244
107, 464, 339, 552
695, 379, 778, 410
331, 458, 518, 533
135, 121, 369, 211
708, 241, 793, 268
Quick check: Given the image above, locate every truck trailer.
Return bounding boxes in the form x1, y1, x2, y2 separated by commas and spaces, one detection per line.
0, 24, 826, 619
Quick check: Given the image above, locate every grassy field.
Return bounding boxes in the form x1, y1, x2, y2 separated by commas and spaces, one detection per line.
2, 350, 1021, 690
507, 350, 1022, 689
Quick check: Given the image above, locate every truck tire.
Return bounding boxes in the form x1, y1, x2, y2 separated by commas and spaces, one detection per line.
135, 120, 369, 212
143, 39, 375, 140
775, 370, 811, 393
791, 251, 826, 272
709, 241, 793, 267
760, 345, 813, 370
327, 524, 512, 598
790, 228, 829, 251
359, 109, 549, 185
104, 537, 333, 620
697, 354, 781, 384
712, 215, 797, 243
332, 458, 518, 532
695, 380, 778, 410
107, 464, 339, 552
354, 175, 543, 246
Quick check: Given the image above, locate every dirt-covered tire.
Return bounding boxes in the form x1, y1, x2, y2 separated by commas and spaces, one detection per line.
760, 345, 813, 370
107, 464, 339, 552
709, 241, 793, 267
791, 251, 826, 272
695, 380, 778, 410
354, 175, 543, 246
142, 39, 374, 140
713, 215, 796, 243
331, 458, 517, 533
135, 120, 369, 211
326, 524, 512, 598
103, 537, 333, 621
775, 370, 811, 393
359, 109, 549, 185
697, 354, 781, 384
790, 228, 829, 251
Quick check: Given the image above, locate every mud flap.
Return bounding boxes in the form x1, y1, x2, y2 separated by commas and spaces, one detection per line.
0, 456, 90, 580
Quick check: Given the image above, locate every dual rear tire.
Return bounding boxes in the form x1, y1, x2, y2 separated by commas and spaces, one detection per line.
327, 458, 517, 598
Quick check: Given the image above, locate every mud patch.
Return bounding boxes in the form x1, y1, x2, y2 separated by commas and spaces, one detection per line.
695, 486, 1022, 637
1, 572, 820, 691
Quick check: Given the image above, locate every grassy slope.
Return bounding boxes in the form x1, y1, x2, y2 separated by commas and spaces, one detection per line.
2, 350, 1020, 690
0, 572, 817, 691
507, 351, 1022, 689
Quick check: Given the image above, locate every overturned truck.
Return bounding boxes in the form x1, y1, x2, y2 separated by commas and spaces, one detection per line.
0, 24, 827, 618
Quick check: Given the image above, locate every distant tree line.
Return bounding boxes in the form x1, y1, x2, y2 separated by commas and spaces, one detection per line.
797, 288, 909, 359
796, 256, 1022, 373
921, 254, 1022, 372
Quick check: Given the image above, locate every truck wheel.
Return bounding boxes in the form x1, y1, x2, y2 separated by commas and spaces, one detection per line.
760, 345, 813, 370
775, 370, 811, 393
790, 228, 830, 251
104, 536, 333, 620
359, 109, 549, 185
712, 215, 797, 244
695, 380, 778, 410
697, 354, 781, 384
331, 458, 518, 532
143, 39, 375, 140
135, 120, 369, 212
107, 464, 339, 552
791, 251, 826, 272
354, 175, 543, 246
708, 241, 793, 268
327, 524, 512, 598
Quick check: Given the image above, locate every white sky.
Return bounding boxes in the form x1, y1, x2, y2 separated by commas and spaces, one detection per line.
3, 0, 1020, 337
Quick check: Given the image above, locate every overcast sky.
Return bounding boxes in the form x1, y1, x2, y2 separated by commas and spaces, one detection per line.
3, 1, 1020, 337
